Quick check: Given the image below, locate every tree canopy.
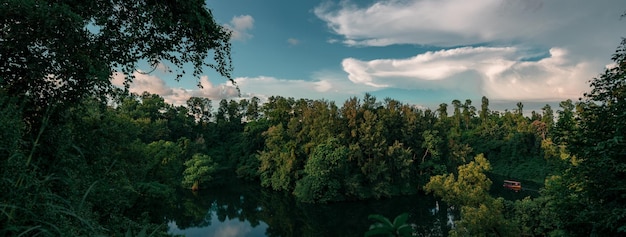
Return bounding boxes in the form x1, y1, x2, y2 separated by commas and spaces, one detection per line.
0, 0, 232, 109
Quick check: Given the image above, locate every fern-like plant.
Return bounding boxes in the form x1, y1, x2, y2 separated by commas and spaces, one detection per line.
365, 213, 412, 237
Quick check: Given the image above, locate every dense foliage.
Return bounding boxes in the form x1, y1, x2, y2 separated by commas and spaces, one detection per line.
1, 0, 625, 235
0, 85, 579, 235
1, 0, 232, 235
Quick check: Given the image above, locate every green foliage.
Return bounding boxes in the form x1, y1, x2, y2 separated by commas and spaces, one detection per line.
425, 154, 516, 236
2, 0, 233, 231
1, 0, 232, 114
294, 138, 348, 203
5, 2, 619, 232
419, 130, 446, 181
540, 38, 626, 236
425, 154, 492, 206
365, 213, 412, 237
235, 119, 269, 181
182, 154, 216, 190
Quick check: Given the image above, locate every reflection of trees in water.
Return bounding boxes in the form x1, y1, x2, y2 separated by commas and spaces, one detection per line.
164, 190, 214, 229
162, 184, 264, 229
163, 183, 455, 236
408, 198, 454, 237
255, 188, 455, 237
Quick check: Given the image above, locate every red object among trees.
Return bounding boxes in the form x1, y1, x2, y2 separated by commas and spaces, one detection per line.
503, 180, 522, 192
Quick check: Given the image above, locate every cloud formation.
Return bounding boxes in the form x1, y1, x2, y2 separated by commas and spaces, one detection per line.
314, 0, 626, 102
342, 46, 593, 100
112, 72, 239, 105
233, 71, 372, 103
224, 15, 254, 41
314, 0, 623, 49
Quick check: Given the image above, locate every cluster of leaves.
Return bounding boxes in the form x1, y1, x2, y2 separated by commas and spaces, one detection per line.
425, 155, 516, 236
365, 213, 412, 237
0, 0, 232, 110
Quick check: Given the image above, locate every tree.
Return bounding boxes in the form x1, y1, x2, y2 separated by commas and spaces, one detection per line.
186, 97, 213, 124
216, 99, 229, 123
244, 96, 261, 121
425, 154, 515, 236
294, 138, 348, 203
1, 2, 232, 233
0, 0, 233, 111
515, 101, 524, 117
541, 104, 555, 138
451, 99, 462, 131
462, 99, 475, 130
182, 153, 217, 191
419, 130, 445, 179
258, 124, 299, 191
437, 103, 449, 120
479, 96, 490, 124
551, 38, 626, 235
554, 99, 576, 145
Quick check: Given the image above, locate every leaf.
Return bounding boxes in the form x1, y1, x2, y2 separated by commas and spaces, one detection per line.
392, 213, 409, 229
137, 227, 147, 237
396, 224, 413, 237
79, 181, 98, 211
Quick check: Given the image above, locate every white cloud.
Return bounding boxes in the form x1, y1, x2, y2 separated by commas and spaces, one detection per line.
287, 38, 300, 46
233, 71, 372, 103
314, 0, 626, 102
342, 46, 593, 101
224, 15, 254, 41
112, 72, 238, 105
314, 0, 625, 50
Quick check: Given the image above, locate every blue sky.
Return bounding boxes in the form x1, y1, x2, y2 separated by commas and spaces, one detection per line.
114, 0, 626, 112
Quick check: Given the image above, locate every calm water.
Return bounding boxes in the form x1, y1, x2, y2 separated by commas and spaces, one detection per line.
165, 184, 456, 237
164, 176, 538, 237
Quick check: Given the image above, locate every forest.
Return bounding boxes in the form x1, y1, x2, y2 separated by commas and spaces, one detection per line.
1, 1, 625, 236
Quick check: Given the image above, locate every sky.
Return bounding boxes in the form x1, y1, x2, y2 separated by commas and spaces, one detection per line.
113, 0, 626, 113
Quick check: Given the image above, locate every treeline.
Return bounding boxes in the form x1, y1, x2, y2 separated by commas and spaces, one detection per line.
0, 84, 571, 235
253, 95, 574, 203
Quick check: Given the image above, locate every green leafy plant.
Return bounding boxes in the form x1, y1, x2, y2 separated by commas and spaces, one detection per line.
182, 154, 216, 190
365, 213, 412, 237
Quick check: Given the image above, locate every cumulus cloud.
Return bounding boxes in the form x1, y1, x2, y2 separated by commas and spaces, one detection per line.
314, 0, 626, 102
112, 72, 239, 105
314, 0, 624, 49
224, 15, 254, 41
342, 46, 593, 101
110, 70, 370, 106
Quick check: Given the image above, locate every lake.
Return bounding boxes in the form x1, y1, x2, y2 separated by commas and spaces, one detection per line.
164, 175, 539, 237
165, 183, 456, 237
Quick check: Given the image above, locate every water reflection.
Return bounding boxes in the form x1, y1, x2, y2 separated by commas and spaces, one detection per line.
164, 183, 454, 237
168, 217, 268, 237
